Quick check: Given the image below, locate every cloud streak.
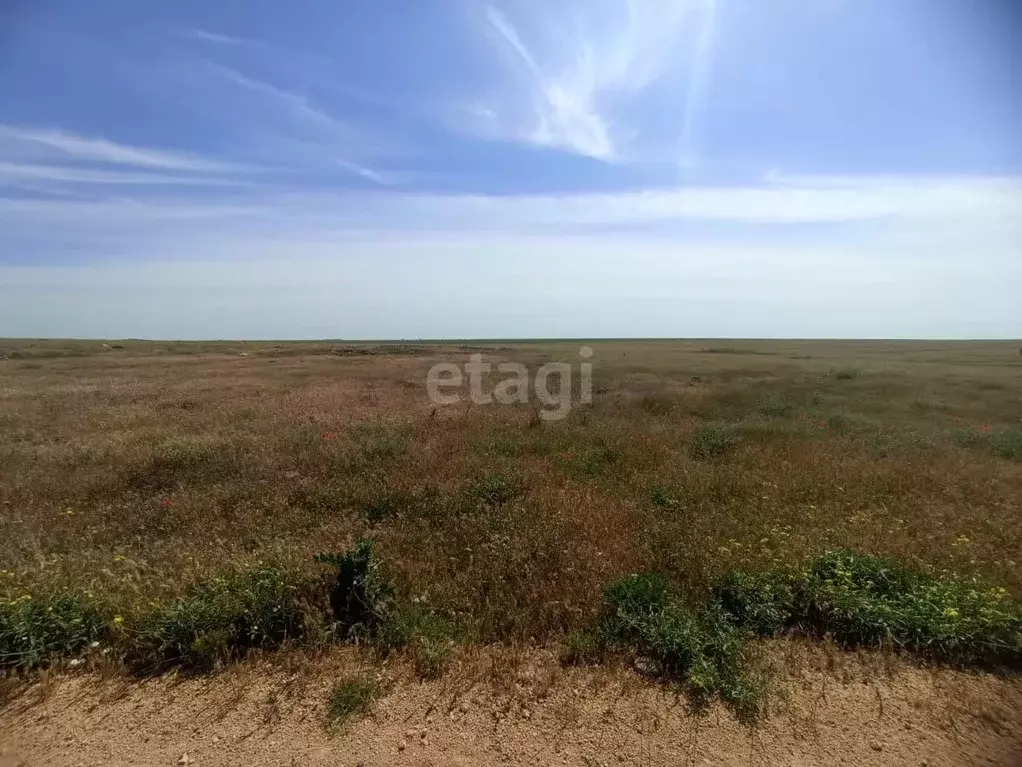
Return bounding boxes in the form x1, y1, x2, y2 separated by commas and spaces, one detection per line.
4, 174, 1019, 237
679, 0, 718, 167
0, 162, 254, 187
0, 125, 240, 172
472, 0, 711, 161
182, 28, 260, 46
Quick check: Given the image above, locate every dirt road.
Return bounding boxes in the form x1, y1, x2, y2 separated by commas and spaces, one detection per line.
2, 649, 1020, 767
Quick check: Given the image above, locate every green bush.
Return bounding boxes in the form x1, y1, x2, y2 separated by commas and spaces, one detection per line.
133, 565, 308, 670
327, 676, 380, 728
383, 605, 462, 678
562, 630, 602, 665
827, 414, 852, 434
716, 550, 1022, 663
0, 592, 107, 669
349, 425, 409, 466
715, 569, 796, 635
650, 484, 685, 510
757, 398, 793, 418
291, 483, 352, 514
600, 573, 764, 721
834, 368, 859, 380
468, 471, 524, 506
316, 538, 395, 639
690, 424, 741, 460
568, 442, 618, 477
989, 426, 1022, 461
640, 394, 674, 416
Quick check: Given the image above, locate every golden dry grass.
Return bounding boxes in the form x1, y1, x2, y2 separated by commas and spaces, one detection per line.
1, 338, 1020, 645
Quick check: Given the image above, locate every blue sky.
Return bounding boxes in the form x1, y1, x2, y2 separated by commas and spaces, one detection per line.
1, 0, 1020, 339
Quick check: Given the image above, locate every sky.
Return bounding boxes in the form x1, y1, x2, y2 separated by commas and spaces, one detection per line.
0, 0, 1020, 339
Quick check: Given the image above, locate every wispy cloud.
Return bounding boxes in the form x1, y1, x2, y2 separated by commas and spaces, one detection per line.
194, 62, 394, 182
679, 0, 718, 167
470, 0, 711, 161
182, 28, 260, 46
5, 174, 1018, 233
0, 125, 240, 172
0, 162, 251, 187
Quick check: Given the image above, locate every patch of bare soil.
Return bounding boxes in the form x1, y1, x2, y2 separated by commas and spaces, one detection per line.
2, 647, 1020, 767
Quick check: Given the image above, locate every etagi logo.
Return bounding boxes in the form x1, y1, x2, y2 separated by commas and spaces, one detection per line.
426, 347, 594, 421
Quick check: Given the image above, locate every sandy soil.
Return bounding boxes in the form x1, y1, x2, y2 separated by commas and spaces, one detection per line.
2, 648, 1020, 767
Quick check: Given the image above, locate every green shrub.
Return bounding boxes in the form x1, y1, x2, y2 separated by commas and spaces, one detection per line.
601, 573, 764, 721
989, 426, 1022, 461
690, 424, 741, 460
349, 425, 409, 465
562, 630, 602, 665
715, 569, 796, 635
291, 483, 352, 514
649, 484, 685, 510
568, 442, 618, 477
0, 592, 107, 669
316, 538, 395, 639
133, 565, 308, 670
327, 676, 380, 727
357, 491, 408, 523
468, 471, 524, 506
827, 414, 852, 433
717, 550, 1022, 664
384, 605, 461, 678
479, 434, 525, 457
834, 368, 859, 380
757, 398, 793, 418
640, 394, 673, 416
953, 427, 984, 448
355, 487, 466, 524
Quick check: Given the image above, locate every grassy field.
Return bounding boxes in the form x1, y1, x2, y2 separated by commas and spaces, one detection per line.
1, 338, 1020, 711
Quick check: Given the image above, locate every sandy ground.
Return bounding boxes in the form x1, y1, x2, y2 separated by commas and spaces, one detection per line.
1, 648, 1020, 767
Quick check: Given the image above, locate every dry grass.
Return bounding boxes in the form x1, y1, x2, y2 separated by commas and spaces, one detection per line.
1, 338, 1020, 656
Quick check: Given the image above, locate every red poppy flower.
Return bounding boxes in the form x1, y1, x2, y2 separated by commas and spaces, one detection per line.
979, 424, 991, 432
161, 498, 174, 508
323, 431, 336, 441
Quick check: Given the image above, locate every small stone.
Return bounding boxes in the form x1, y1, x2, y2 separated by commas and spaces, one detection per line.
870, 742, 883, 752
398, 741, 407, 752
177, 754, 195, 766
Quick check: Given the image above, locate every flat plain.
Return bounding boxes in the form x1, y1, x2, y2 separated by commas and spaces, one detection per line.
1, 338, 1021, 765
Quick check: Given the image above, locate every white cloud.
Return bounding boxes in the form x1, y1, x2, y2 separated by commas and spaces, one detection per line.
679, 0, 718, 165
0, 125, 241, 172
182, 28, 259, 46
2, 171, 1017, 338
191, 62, 394, 181
471, 0, 714, 161
0, 162, 251, 187
3, 174, 1019, 240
